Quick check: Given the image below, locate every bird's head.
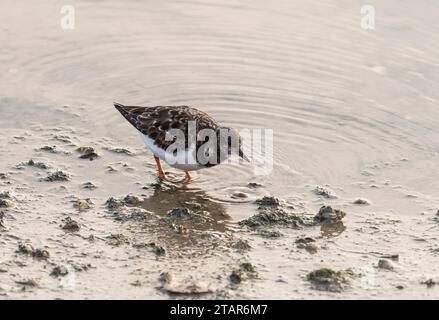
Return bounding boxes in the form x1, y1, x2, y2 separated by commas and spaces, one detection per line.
217, 127, 249, 163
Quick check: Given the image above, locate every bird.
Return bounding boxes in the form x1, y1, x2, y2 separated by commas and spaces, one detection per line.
114, 103, 249, 182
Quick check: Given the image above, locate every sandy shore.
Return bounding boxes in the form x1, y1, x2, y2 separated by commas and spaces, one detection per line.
1, 0, 439, 299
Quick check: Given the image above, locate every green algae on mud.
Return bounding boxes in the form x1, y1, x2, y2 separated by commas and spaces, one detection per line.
239, 196, 311, 229
229, 262, 258, 284
73, 198, 93, 210
307, 268, 355, 292
61, 217, 81, 232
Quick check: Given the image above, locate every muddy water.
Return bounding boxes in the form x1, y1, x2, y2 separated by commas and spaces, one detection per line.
1, 0, 439, 299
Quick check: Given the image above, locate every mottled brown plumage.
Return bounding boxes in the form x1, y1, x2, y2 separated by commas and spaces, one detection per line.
114, 102, 248, 181
114, 103, 220, 151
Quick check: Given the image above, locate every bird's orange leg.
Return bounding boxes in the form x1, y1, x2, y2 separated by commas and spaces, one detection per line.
154, 156, 166, 180
184, 170, 192, 181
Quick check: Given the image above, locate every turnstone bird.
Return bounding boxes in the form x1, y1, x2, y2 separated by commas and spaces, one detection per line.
114, 103, 248, 181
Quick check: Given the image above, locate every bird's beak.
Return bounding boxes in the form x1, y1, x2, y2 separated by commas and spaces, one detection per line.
239, 150, 250, 162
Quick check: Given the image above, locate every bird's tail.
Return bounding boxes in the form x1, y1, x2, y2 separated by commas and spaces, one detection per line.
114, 102, 125, 111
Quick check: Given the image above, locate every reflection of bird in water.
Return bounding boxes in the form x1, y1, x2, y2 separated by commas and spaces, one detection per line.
139, 183, 231, 233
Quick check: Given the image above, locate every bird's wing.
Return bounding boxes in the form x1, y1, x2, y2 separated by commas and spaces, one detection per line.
114, 103, 220, 150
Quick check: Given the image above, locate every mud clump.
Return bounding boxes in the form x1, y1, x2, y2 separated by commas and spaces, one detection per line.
165, 207, 212, 224
231, 239, 251, 251
0, 192, 14, 208
44, 171, 70, 182
77, 146, 99, 160
256, 229, 283, 238
133, 242, 166, 256
230, 263, 258, 284
106, 147, 134, 156
255, 196, 280, 207
123, 194, 144, 205
247, 182, 263, 188
51, 265, 69, 277
15, 279, 38, 287
17, 243, 50, 260
82, 182, 97, 190
307, 268, 354, 292
240, 196, 310, 229
106, 233, 131, 246
231, 192, 248, 199
74, 198, 93, 210
61, 217, 80, 232
0, 211, 5, 228
39, 145, 58, 153
313, 186, 337, 199
17, 159, 50, 170
106, 195, 144, 210
296, 236, 319, 253
106, 197, 125, 210
314, 206, 346, 224
421, 279, 437, 288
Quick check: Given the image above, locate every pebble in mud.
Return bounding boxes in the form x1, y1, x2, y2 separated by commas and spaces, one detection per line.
73, 198, 93, 210
306, 268, 354, 292
314, 206, 346, 224
229, 263, 258, 284
353, 198, 370, 205
61, 217, 80, 232
377, 259, 394, 270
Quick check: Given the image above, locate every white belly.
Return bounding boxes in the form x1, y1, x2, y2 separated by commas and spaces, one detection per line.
140, 133, 204, 171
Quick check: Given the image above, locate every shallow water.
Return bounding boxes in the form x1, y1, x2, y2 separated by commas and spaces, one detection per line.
1, 0, 439, 299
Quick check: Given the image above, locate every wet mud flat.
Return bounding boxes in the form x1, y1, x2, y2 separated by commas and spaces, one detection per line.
2, 0, 439, 299
0, 105, 438, 299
